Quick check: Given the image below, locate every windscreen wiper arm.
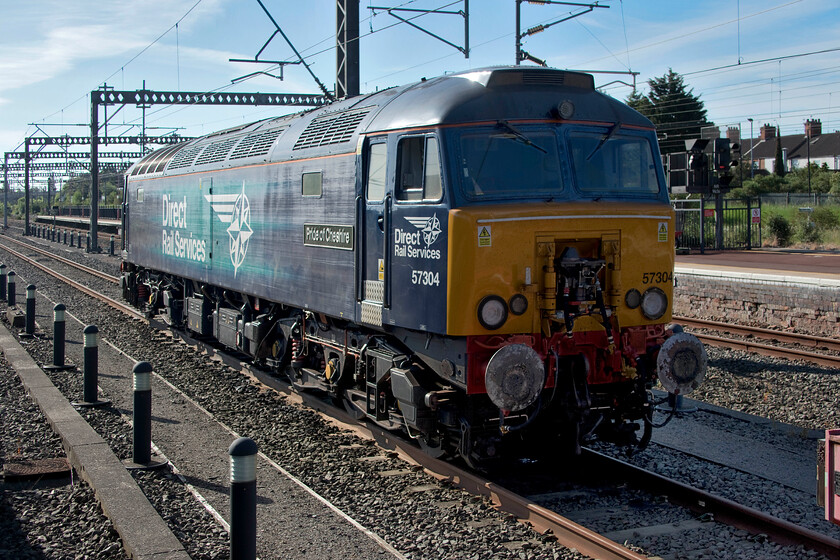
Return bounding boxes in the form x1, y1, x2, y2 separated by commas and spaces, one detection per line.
497, 120, 547, 154
586, 123, 620, 161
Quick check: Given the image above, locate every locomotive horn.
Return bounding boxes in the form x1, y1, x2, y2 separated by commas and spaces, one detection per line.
656, 332, 707, 395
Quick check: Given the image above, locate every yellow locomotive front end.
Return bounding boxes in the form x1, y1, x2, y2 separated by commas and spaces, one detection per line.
435, 113, 707, 462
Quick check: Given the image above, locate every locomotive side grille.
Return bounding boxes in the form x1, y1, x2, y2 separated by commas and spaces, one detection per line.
167, 145, 205, 170
228, 127, 286, 160
194, 137, 239, 166
293, 107, 372, 150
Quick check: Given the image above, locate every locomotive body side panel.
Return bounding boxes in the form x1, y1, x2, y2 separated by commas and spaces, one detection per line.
127, 154, 358, 318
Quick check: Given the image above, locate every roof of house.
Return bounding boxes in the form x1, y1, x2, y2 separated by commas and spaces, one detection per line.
744, 130, 840, 160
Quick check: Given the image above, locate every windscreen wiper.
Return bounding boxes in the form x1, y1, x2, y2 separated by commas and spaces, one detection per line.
586, 123, 620, 161
496, 120, 547, 154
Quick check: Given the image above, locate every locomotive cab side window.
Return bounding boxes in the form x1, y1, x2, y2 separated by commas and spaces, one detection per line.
366, 142, 387, 202
396, 136, 442, 202
136, 188, 144, 202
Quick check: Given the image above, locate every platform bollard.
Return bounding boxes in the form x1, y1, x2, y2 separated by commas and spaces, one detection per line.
72, 325, 110, 408
78, 232, 83, 249
123, 362, 166, 470
109, 235, 114, 256
7, 271, 16, 306
45, 304, 73, 371
70, 232, 75, 247
656, 392, 698, 414
24, 284, 36, 336
0, 264, 6, 301
63, 230, 67, 244
86, 233, 90, 253
229, 437, 258, 560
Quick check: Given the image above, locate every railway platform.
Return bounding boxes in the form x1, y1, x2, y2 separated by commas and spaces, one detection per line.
34, 214, 121, 235
673, 250, 840, 337
0, 306, 405, 560
675, 249, 840, 283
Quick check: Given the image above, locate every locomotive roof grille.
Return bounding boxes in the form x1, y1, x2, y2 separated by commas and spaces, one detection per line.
293, 107, 372, 150
194, 137, 239, 166
228, 127, 286, 160
167, 144, 205, 170
485, 69, 594, 90
131, 143, 182, 176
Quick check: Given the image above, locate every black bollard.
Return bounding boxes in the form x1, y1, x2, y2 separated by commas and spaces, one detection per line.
86, 233, 90, 253
229, 437, 258, 560
133, 362, 152, 464
73, 325, 109, 408
45, 304, 73, 371
24, 284, 36, 336
70, 232, 75, 247
78, 232, 83, 249
109, 235, 114, 256
0, 264, 6, 301
123, 362, 166, 470
7, 271, 15, 306
63, 230, 67, 244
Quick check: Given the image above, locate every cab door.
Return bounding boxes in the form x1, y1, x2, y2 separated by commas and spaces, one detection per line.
358, 138, 389, 328
384, 134, 448, 334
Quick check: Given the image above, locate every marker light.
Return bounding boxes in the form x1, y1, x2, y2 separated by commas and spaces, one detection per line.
509, 294, 528, 315
478, 295, 508, 330
625, 289, 641, 309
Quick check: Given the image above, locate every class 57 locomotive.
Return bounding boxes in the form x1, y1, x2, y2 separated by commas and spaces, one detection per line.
121, 66, 707, 467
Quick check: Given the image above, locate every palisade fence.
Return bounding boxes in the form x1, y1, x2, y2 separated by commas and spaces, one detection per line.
52, 205, 123, 220
759, 193, 840, 207
672, 197, 762, 252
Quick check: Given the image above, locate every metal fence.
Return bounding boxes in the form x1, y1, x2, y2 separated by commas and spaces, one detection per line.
673, 197, 762, 251
759, 193, 840, 207
54, 205, 123, 220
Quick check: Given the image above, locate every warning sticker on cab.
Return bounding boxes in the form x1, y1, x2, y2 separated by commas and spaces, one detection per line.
478, 226, 491, 247
657, 222, 668, 242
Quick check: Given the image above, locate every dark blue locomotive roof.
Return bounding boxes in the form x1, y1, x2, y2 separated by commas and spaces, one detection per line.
128, 67, 654, 179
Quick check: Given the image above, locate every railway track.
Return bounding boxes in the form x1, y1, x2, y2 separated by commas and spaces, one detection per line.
0, 238, 140, 320
2, 237, 837, 559
673, 316, 840, 369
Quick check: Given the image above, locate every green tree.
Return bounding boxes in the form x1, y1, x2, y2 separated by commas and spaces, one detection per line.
626, 69, 710, 154
774, 135, 785, 177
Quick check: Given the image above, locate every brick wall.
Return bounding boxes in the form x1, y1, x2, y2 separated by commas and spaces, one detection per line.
673, 271, 840, 337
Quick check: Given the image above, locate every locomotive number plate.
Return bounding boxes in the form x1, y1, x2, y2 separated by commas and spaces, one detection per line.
642, 271, 673, 284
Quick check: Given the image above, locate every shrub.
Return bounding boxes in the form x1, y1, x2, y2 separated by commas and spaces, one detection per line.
767, 214, 792, 246
794, 215, 822, 244
811, 206, 839, 230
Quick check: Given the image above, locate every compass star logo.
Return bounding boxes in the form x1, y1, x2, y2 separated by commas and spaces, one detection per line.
205, 182, 253, 277
405, 214, 442, 247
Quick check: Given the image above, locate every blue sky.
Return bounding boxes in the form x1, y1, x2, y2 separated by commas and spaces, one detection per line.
2, 0, 839, 181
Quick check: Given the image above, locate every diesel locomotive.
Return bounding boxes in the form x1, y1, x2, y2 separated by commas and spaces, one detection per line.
121, 66, 707, 465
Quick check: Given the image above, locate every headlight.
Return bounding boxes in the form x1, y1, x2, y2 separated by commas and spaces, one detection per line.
625, 289, 641, 309
640, 287, 668, 320
508, 294, 528, 315
478, 295, 508, 330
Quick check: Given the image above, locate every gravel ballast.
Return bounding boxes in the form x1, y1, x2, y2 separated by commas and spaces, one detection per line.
2, 229, 840, 559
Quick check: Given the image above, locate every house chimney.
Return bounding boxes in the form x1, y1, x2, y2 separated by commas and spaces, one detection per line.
760, 124, 776, 141
726, 126, 740, 144
805, 118, 822, 137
